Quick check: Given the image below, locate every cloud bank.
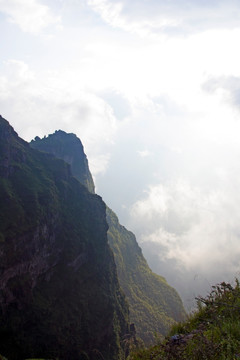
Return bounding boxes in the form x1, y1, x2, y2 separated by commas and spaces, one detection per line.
128, 172, 240, 308
1, 0, 240, 307
0, 0, 60, 34
87, 0, 240, 36
0, 60, 118, 175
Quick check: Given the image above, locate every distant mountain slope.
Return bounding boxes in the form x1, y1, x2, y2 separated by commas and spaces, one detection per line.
0, 115, 129, 360
106, 207, 186, 344
31, 130, 186, 345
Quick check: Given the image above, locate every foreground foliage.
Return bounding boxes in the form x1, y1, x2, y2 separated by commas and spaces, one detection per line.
130, 280, 240, 360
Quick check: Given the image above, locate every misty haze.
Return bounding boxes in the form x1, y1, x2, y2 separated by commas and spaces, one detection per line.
1, 0, 240, 359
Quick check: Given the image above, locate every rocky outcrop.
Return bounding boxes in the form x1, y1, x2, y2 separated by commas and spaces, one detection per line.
0, 116, 129, 360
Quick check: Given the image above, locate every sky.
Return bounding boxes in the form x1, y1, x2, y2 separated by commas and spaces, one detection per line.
1, 0, 240, 308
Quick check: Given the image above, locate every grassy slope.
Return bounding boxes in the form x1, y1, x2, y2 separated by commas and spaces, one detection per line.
130, 280, 240, 360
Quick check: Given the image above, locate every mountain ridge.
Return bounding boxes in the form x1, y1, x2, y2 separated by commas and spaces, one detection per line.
31, 129, 186, 344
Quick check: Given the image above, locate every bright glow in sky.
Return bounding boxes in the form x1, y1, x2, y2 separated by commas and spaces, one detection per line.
1, 0, 240, 307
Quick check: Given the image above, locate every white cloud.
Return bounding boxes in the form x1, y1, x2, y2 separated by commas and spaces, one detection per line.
0, 0, 60, 34
87, 0, 240, 37
137, 150, 152, 158
130, 181, 202, 238
0, 60, 118, 175
129, 178, 240, 304
87, 0, 123, 27
2, 0, 240, 306
90, 153, 111, 178
87, 0, 179, 38
203, 75, 240, 111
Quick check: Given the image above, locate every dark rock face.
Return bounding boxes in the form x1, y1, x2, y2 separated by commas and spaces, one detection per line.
0, 116, 27, 179
31, 130, 186, 345
0, 116, 129, 360
31, 130, 95, 193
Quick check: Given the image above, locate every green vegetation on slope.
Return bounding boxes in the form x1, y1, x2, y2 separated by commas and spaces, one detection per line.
0, 115, 129, 360
130, 280, 240, 360
107, 207, 186, 345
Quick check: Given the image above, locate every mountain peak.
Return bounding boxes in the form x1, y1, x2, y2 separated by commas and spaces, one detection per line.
31, 131, 95, 193
0, 115, 19, 141
0, 116, 28, 179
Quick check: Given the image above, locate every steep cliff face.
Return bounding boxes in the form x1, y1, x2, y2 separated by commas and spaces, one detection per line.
31, 130, 186, 345
0, 115, 129, 360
